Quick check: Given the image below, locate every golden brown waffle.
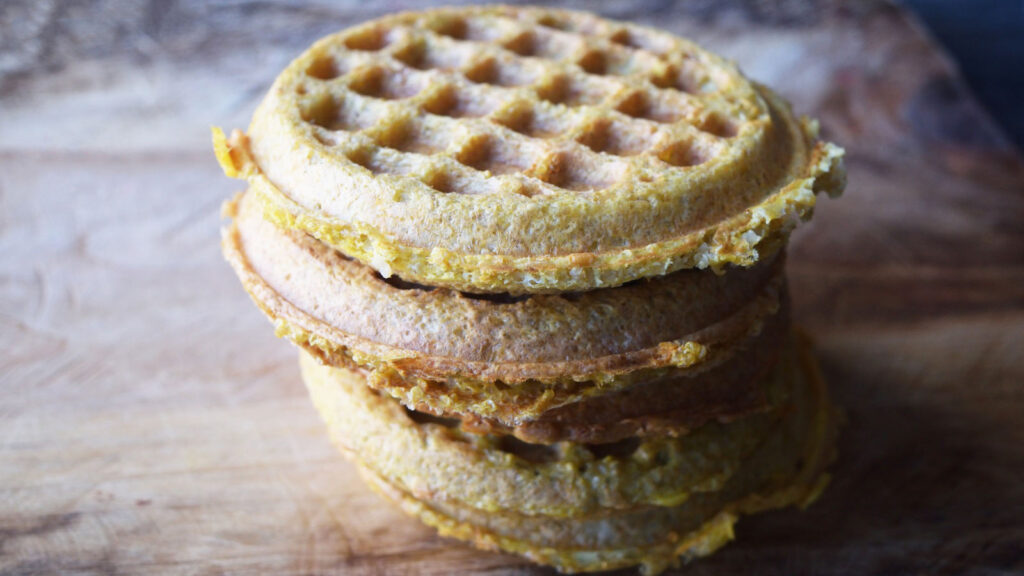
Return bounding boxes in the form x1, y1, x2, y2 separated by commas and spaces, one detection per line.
223, 190, 788, 443
301, 335, 837, 574
214, 5, 845, 294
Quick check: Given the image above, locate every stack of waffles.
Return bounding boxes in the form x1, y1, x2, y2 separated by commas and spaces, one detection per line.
215, 6, 846, 574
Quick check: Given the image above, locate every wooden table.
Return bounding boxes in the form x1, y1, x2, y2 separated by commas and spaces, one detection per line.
2, 1, 1022, 574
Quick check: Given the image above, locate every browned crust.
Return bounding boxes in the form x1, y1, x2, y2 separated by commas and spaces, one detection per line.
224, 189, 785, 381
222, 191, 791, 441
474, 305, 788, 444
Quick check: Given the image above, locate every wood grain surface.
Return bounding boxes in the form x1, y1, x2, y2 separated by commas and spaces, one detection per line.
2, 1, 1023, 574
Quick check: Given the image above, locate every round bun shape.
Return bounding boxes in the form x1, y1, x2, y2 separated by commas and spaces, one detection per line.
223, 190, 788, 443
214, 5, 845, 294
300, 334, 837, 574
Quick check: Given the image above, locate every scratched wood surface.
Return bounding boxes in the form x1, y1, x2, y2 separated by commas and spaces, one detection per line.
1, 1, 1023, 574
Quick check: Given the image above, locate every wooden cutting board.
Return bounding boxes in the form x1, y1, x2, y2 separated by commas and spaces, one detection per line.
2, 1, 1022, 574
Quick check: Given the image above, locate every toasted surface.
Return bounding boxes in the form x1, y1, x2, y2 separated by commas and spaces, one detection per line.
303, 334, 837, 573
214, 5, 845, 294
224, 189, 788, 440
225, 190, 783, 376
491, 306, 786, 444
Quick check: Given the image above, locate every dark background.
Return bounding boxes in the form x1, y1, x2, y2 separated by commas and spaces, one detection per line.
900, 0, 1024, 150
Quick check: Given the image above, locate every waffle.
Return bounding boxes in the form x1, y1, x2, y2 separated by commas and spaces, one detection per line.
215, 6, 843, 570
214, 5, 845, 294
223, 190, 788, 443
301, 334, 837, 574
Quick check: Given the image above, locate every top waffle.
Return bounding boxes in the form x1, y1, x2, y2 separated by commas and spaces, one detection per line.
214, 5, 845, 294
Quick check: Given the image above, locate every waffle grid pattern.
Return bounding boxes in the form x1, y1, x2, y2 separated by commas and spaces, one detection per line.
289, 8, 761, 198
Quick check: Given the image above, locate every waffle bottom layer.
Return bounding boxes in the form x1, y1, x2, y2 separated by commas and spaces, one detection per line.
301, 333, 836, 574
